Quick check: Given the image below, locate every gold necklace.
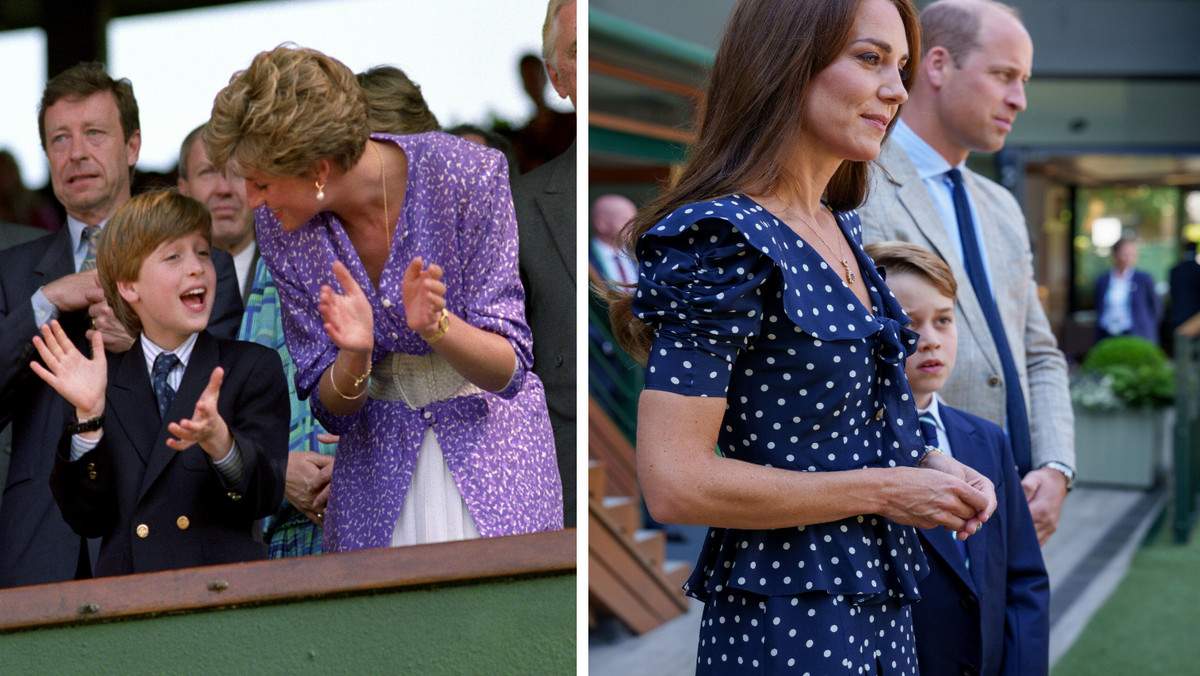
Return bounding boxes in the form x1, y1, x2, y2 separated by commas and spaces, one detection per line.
782, 201, 855, 285
370, 142, 393, 245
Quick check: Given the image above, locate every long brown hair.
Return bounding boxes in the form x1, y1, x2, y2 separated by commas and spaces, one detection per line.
608, 0, 919, 363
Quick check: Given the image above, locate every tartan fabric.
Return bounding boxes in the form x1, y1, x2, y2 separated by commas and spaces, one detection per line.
239, 258, 337, 558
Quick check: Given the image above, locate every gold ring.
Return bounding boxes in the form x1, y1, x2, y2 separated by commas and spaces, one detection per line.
90, 317, 96, 330
316, 511, 324, 520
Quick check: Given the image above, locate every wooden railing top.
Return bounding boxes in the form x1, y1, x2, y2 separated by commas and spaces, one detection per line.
0, 528, 575, 634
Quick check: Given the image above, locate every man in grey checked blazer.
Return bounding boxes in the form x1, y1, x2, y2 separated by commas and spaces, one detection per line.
859, 0, 1074, 544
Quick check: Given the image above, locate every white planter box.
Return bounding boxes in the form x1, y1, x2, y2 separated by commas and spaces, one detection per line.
1074, 406, 1169, 488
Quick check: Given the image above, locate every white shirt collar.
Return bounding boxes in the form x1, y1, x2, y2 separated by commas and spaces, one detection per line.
891, 119, 965, 180
139, 332, 199, 381
915, 392, 945, 433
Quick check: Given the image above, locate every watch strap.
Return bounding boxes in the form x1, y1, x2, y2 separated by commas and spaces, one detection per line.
1040, 461, 1075, 492
66, 414, 104, 436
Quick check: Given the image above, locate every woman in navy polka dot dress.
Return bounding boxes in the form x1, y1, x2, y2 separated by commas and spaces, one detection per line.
607, 1, 996, 673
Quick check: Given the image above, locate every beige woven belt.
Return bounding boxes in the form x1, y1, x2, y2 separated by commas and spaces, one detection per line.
367, 351, 483, 408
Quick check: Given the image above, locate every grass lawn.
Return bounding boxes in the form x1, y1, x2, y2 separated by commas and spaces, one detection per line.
1053, 522, 1200, 675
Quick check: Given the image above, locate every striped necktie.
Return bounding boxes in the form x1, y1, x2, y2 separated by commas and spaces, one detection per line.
79, 225, 100, 272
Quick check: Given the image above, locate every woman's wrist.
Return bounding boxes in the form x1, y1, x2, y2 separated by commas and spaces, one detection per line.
419, 309, 451, 344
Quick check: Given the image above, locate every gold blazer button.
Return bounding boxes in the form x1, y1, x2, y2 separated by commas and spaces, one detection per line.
136, 524, 149, 538
176, 516, 190, 530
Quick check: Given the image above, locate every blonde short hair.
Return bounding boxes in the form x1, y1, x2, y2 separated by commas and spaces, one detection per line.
96, 190, 212, 337
205, 44, 370, 178
863, 241, 958, 300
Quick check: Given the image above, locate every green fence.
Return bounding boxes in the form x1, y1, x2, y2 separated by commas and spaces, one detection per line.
588, 283, 644, 444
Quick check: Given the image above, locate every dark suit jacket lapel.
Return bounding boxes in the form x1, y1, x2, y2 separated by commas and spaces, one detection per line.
533, 141, 576, 286
108, 344, 159, 465
242, 245, 261, 304
141, 333, 218, 497
943, 408, 993, 593
33, 228, 76, 284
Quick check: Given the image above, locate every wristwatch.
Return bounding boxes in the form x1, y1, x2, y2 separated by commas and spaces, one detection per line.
66, 414, 104, 436
1040, 461, 1075, 492
426, 308, 451, 344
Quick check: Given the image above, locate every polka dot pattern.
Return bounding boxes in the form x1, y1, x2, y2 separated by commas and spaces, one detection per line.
696, 588, 918, 675
632, 196, 929, 668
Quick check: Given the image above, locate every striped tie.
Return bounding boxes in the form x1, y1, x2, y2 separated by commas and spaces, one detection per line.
79, 225, 100, 272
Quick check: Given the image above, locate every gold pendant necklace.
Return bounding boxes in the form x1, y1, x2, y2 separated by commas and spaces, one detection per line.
370, 141, 393, 244
783, 201, 855, 286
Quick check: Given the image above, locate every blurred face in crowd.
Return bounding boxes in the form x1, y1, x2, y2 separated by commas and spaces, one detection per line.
1113, 240, 1138, 272
591, 194, 637, 246
43, 91, 140, 225
178, 139, 255, 255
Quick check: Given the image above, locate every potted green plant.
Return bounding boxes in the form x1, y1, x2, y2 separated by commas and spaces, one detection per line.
1071, 336, 1174, 488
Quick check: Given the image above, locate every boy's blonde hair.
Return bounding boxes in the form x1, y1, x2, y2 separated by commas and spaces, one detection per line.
864, 241, 958, 299
96, 190, 212, 337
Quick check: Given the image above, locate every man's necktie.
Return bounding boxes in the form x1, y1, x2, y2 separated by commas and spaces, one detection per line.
946, 168, 1032, 475
919, 412, 969, 565
918, 413, 940, 450
152, 352, 181, 420
79, 225, 100, 272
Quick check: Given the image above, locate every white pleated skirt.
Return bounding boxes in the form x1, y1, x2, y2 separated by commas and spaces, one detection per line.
390, 427, 480, 547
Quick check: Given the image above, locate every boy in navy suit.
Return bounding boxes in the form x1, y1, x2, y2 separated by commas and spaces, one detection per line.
32, 190, 287, 577
866, 241, 1050, 676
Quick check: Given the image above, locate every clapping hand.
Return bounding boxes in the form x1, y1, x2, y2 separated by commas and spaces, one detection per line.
401, 257, 447, 341
166, 366, 233, 461
319, 261, 374, 355
30, 320, 107, 419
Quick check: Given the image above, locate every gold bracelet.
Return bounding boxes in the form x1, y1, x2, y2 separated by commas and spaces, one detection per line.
335, 355, 371, 389
327, 363, 367, 400
425, 308, 451, 344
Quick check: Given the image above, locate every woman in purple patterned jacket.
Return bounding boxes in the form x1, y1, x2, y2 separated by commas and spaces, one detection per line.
206, 45, 562, 552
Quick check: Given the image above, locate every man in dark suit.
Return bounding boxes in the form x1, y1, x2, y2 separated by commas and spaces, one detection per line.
1169, 241, 1200, 331
511, 0, 576, 527
0, 62, 243, 588
0, 221, 48, 511
1095, 237, 1161, 345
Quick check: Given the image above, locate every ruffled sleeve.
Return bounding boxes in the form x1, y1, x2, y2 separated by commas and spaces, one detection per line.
633, 208, 776, 398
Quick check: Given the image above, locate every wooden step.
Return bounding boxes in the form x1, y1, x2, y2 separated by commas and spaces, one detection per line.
588, 497, 688, 635
588, 397, 639, 498
602, 495, 639, 537
588, 459, 606, 501
633, 528, 666, 570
